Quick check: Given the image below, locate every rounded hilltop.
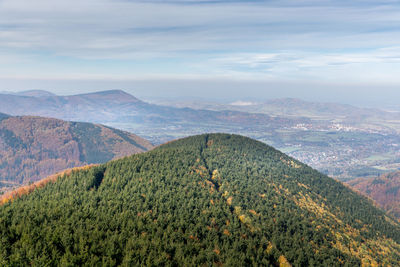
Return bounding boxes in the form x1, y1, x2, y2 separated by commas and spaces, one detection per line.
0, 133, 399, 266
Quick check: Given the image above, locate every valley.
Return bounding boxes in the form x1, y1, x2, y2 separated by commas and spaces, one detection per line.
2, 90, 400, 181
111, 121, 400, 180
2, 1, 399, 265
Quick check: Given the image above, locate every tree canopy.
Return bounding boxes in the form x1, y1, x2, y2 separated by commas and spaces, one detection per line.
1, 133, 399, 266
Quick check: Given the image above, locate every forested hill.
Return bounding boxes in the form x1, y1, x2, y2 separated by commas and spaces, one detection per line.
348, 172, 400, 220
0, 115, 153, 188
1, 134, 399, 266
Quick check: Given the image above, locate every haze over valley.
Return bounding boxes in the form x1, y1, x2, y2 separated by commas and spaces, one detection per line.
2, 89, 400, 182
1, 0, 400, 265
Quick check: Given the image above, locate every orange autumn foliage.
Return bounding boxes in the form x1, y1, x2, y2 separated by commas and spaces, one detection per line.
347, 171, 400, 220
0, 165, 97, 205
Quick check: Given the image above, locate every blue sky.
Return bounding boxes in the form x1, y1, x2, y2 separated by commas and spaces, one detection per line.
0, 0, 399, 106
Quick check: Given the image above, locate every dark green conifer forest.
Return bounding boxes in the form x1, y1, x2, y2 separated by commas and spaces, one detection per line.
1, 134, 399, 266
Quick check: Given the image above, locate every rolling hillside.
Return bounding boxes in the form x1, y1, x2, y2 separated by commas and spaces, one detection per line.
348, 172, 400, 220
0, 115, 153, 189
0, 134, 399, 266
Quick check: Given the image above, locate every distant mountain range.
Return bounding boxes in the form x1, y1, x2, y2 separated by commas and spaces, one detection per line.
2, 89, 400, 180
157, 97, 400, 127
10, 90, 57, 97
3, 89, 400, 131
0, 90, 294, 126
348, 171, 400, 220
1, 134, 399, 265
0, 114, 153, 190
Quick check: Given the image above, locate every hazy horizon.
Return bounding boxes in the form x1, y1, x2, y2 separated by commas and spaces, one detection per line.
1, 0, 399, 108
2, 79, 400, 109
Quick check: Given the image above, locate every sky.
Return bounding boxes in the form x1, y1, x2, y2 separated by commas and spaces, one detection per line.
0, 0, 399, 106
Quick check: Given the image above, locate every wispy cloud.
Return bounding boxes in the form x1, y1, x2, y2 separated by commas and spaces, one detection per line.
0, 0, 399, 85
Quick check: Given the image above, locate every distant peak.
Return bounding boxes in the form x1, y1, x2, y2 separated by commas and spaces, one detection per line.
95, 89, 128, 95
81, 90, 134, 97
16, 90, 56, 97
73, 90, 143, 103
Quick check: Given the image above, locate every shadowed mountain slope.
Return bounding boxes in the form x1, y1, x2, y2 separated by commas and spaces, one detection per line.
0, 134, 398, 266
0, 115, 153, 187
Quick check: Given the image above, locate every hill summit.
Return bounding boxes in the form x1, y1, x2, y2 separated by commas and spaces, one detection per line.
0, 134, 399, 266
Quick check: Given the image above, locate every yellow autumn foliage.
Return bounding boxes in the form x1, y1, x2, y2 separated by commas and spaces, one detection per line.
278, 255, 292, 267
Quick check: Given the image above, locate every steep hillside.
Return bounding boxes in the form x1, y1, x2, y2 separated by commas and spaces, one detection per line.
348, 172, 400, 220
0, 134, 399, 266
0, 115, 153, 187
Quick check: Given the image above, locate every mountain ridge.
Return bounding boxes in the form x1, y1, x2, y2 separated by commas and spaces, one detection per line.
16, 90, 57, 97
0, 133, 398, 266
0, 90, 289, 126
0, 114, 153, 190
